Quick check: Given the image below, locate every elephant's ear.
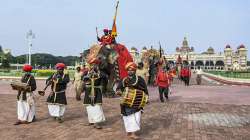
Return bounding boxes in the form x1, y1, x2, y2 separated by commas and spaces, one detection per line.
87, 44, 102, 62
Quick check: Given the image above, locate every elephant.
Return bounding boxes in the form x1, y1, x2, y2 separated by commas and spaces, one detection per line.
83, 44, 119, 97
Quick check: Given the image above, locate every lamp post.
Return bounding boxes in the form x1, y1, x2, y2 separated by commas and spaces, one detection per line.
26, 30, 35, 65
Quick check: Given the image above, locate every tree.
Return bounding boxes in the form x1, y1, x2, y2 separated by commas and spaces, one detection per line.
1, 57, 10, 69
4, 53, 15, 63
11, 53, 80, 68
15, 55, 26, 64
0, 45, 3, 53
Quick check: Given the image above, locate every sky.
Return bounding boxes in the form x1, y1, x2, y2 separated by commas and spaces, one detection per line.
0, 0, 250, 59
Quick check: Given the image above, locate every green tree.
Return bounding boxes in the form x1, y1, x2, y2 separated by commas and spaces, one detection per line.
12, 53, 80, 68
15, 55, 26, 64
0, 45, 3, 53
1, 57, 10, 69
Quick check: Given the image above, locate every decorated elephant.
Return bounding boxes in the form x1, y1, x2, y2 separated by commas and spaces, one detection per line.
83, 43, 133, 97
141, 48, 162, 85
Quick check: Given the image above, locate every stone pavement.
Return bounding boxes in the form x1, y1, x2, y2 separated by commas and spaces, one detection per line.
1, 77, 250, 140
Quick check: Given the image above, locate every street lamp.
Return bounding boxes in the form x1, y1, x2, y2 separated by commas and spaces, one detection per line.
26, 30, 35, 65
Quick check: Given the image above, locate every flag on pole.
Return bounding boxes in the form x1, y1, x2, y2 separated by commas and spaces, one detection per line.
112, 22, 117, 37
159, 41, 162, 58
111, 1, 119, 37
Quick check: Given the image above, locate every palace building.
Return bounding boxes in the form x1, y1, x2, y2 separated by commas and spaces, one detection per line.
130, 37, 248, 71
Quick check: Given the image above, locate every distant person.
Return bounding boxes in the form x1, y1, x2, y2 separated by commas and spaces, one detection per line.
81, 64, 89, 76
181, 66, 191, 86
14, 64, 37, 125
136, 62, 149, 84
73, 66, 84, 101
148, 58, 157, 85
46, 63, 70, 123
169, 68, 176, 82
196, 68, 202, 85
155, 66, 171, 102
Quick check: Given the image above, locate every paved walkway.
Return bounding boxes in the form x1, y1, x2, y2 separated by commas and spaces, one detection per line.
1, 77, 250, 140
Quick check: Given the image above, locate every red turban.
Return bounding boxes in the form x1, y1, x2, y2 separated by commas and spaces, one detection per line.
125, 62, 137, 71
23, 64, 33, 72
56, 63, 66, 70
88, 57, 101, 65
103, 29, 109, 33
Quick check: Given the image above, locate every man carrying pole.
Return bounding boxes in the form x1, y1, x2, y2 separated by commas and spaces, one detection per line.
46, 63, 70, 123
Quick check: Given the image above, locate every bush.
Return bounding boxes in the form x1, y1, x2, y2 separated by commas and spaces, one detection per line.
32, 69, 56, 77
33, 69, 75, 78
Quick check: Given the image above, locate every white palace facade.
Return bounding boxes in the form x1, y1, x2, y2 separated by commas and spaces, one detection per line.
130, 37, 248, 71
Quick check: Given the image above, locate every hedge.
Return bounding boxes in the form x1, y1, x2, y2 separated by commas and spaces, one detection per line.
0, 69, 75, 78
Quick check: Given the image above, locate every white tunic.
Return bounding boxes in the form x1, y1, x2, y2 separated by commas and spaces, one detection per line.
123, 111, 141, 132
17, 92, 35, 122
48, 104, 65, 117
86, 104, 105, 123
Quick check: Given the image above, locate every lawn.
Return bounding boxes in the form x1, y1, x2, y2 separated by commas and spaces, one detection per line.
205, 71, 250, 79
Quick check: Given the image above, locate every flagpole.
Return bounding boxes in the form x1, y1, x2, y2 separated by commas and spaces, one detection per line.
111, 1, 119, 37
159, 41, 162, 58
113, 1, 119, 22
96, 27, 99, 43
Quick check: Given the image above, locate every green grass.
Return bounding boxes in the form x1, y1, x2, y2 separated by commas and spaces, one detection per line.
205, 71, 250, 79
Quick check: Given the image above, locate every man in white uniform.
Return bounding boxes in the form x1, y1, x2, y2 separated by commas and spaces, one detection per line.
14, 64, 37, 125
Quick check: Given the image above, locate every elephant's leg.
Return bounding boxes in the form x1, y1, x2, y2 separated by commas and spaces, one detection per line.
106, 72, 116, 97
101, 76, 108, 97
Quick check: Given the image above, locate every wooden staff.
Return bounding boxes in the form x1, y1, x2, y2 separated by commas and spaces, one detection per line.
96, 27, 99, 38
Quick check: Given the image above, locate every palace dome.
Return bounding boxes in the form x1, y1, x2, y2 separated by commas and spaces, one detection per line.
182, 37, 188, 46
238, 44, 246, 49
191, 47, 194, 51
131, 47, 138, 51
225, 44, 231, 48
207, 47, 214, 54
142, 46, 147, 50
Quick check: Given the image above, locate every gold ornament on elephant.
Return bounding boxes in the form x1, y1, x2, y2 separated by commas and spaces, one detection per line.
87, 44, 102, 63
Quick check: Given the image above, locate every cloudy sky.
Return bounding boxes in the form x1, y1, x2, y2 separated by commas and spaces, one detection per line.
0, 0, 249, 58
